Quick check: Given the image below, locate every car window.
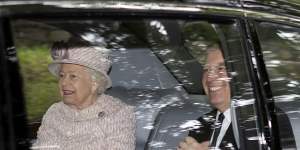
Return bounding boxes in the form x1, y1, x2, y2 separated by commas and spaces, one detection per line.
146, 21, 263, 149
12, 18, 262, 149
255, 22, 300, 149
12, 19, 201, 148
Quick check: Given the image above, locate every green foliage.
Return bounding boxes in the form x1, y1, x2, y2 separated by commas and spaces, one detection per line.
17, 45, 60, 121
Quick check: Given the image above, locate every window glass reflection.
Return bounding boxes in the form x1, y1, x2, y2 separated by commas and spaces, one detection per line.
256, 22, 300, 149
13, 19, 260, 149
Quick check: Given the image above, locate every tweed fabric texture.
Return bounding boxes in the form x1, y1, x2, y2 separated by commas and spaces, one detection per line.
32, 94, 135, 150
48, 46, 112, 89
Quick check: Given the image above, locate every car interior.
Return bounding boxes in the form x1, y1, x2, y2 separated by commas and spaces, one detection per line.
10, 16, 300, 150
12, 19, 214, 149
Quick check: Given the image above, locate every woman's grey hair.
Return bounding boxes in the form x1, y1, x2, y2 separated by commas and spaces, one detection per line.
85, 67, 108, 94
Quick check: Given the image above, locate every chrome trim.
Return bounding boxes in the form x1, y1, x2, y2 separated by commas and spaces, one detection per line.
0, 1, 300, 27
243, 9, 300, 26
0, 1, 245, 17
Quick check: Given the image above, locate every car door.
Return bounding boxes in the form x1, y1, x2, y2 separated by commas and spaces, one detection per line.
6, 5, 263, 150
2, 1, 299, 150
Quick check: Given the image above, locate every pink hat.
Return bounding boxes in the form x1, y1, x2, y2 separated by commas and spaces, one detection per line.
48, 42, 112, 89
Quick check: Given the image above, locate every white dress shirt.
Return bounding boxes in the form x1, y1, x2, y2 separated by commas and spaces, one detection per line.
210, 108, 231, 148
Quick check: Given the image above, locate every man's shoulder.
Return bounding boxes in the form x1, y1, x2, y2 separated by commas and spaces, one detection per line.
196, 109, 217, 124
188, 109, 216, 143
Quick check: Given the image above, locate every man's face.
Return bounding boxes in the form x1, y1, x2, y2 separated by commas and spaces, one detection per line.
202, 49, 231, 111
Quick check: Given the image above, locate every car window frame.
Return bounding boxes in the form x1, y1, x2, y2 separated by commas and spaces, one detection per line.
0, 17, 30, 150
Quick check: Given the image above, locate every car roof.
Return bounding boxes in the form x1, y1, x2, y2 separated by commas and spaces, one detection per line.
0, 0, 300, 26
0, 0, 244, 23
0, 0, 299, 16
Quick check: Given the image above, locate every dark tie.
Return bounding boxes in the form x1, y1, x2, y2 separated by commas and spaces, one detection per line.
210, 113, 225, 147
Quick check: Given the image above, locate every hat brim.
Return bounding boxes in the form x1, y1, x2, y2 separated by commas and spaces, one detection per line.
48, 60, 112, 89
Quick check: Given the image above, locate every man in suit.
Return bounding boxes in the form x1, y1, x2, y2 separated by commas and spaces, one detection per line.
178, 45, 237, 150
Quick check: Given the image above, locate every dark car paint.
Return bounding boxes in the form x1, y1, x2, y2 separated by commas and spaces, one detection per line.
0, 19, 29, 149
240, 19, 277, 150
0, 1, 300, 150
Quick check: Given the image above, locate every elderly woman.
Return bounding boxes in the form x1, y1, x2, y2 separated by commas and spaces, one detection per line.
32, 41, 135, 150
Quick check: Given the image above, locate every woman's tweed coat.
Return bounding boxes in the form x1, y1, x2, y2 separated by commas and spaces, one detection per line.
32, 94, 135, 150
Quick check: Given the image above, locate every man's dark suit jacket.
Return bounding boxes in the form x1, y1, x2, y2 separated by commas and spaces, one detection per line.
188, 109, 238, 149
188, 108, 297, 149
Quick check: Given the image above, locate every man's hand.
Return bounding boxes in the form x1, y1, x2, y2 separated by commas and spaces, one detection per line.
177, 136, 209, 150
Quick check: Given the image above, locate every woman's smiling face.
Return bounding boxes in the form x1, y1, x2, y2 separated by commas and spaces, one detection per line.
58, 64, 97, 110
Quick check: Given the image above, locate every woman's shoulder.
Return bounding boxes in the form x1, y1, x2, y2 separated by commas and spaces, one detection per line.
100, 94, 134, 115
47, 101, 64, 111
42, 101, 64, 117
39, 101, 64, 123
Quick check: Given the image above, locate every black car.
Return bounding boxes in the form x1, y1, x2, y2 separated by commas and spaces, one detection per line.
0, 0, 300, 149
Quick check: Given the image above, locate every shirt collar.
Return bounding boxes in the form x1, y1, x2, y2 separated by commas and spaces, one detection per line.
217, 108, 231, 122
